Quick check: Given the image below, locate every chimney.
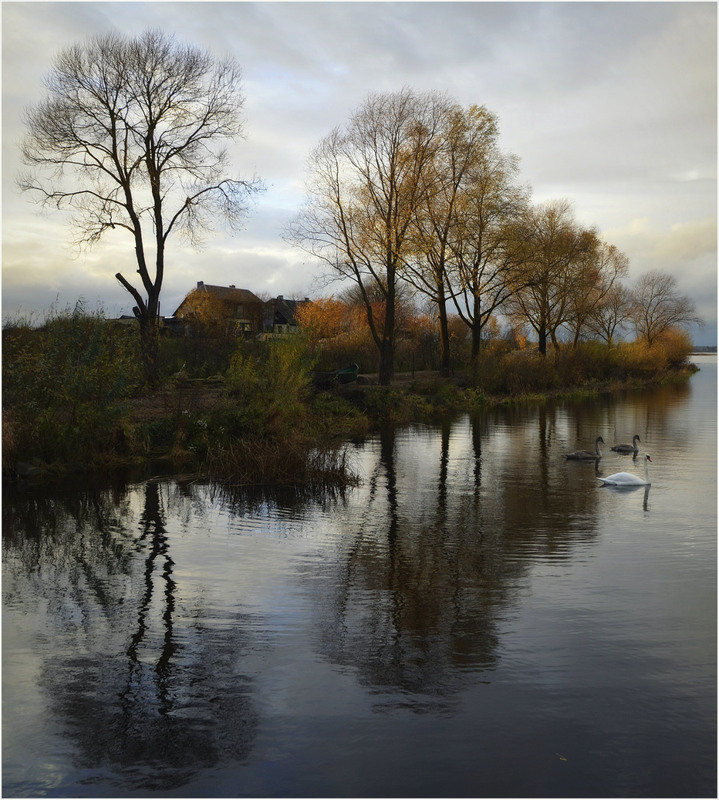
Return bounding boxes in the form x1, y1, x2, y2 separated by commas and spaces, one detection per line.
197, 281, 204, 288
229, 285, 236, 288
278, 295, 283, 301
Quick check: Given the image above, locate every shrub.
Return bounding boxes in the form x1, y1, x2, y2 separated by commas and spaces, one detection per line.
225, 336, 316, 438
2, 301, 143, 466
158, 331, 238, 379
655, 327, 693, 369
554, 342, 621, 386
615, 340, 667, 376
497, 350, 560, 395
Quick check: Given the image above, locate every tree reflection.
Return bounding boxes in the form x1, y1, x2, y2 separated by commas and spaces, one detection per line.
315, 409, 606, 709
121, 480, 177, 716
317, 424, 504, 710
3, 478, 259, 792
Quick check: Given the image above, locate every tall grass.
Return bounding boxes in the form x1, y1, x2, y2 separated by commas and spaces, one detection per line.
469, 336, 694, 396
3, 301, 142, 467
206, 436, 358, 490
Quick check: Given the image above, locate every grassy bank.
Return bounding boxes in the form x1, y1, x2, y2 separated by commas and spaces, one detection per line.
2, 307, 697, 485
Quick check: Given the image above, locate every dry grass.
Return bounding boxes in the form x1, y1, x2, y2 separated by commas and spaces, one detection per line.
205, 435, 358, 490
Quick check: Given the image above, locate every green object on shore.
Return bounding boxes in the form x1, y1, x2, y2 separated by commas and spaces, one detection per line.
313, 363, 359, 388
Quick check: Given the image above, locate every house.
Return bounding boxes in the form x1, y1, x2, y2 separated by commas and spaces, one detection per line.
262, 295, 310, 336
173, 282, 264, 336
172, 283, 311, 338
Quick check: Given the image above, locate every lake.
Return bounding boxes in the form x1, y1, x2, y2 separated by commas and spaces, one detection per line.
3, 357, 716, 798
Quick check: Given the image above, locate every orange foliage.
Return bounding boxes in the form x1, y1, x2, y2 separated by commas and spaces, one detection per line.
179, 290, 229, 336
447, 315, 468, 344
404, 313, 437, 341
295, 296, 349, 343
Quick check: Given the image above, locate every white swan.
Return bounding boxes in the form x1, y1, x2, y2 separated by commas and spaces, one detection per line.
611, 434, 640, 454
566, 436, 604, 460
598, 454, 652, 486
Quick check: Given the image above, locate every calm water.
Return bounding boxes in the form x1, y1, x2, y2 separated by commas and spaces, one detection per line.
3, 358, 716, 798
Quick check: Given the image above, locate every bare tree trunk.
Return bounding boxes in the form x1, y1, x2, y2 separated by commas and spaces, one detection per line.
378, 277, 396, 385
469, 294, 482, 365
538, 326, 547, 356
136, 311, 160, 388
378, 339, 394, 386
437, 292, 451, 377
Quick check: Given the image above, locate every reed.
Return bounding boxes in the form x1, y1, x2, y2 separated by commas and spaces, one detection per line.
205, 435, 358, 490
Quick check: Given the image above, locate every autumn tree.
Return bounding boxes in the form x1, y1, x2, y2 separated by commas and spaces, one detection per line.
445, 131, 530, 364
19, 29, 262, 385
506, 200, 598, 355
294, 296, 348, 345
565, 241, 629, 346
401, 105, 501, 375
289, 88, 449, 385
629, 270, 703, 346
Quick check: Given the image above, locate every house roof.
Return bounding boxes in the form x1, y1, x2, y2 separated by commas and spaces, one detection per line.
272, 297, 305, 325
174, 283, 263, 316
193, 283, 263, 304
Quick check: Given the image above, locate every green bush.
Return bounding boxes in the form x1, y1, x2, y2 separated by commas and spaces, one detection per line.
225, 336, 316, 438
3, 301, 143, 466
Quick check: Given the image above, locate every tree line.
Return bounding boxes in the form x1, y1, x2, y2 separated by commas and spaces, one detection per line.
287, 88, 701, 383
19, 32, 701, 386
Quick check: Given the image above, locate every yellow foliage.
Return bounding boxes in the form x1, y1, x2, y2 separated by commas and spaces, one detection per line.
655, 327, 693, 367
616, 340, 666, 374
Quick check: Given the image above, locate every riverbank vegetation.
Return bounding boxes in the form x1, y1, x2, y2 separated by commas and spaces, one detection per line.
2, 299, 698, 485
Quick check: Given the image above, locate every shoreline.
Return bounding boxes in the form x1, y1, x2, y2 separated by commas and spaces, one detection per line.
3, 364, 698, 485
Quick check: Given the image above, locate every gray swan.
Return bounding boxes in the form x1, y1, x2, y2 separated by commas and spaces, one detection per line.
566, 436, 604, 460
611, 434, 640, 454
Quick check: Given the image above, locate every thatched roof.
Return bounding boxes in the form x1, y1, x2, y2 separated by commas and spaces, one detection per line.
174, 282, 263, 316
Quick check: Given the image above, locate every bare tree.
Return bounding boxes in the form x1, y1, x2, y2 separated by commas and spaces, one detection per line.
19, 29, 263, 384
629, 270, 703, 346
446, 138, 530, 363
586, 282, 632, 346
288, 88, 449, 385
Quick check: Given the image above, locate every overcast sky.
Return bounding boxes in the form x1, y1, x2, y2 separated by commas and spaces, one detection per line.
2, 1, 716, 342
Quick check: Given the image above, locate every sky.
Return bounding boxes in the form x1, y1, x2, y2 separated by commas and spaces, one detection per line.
2, 1, 716, 343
